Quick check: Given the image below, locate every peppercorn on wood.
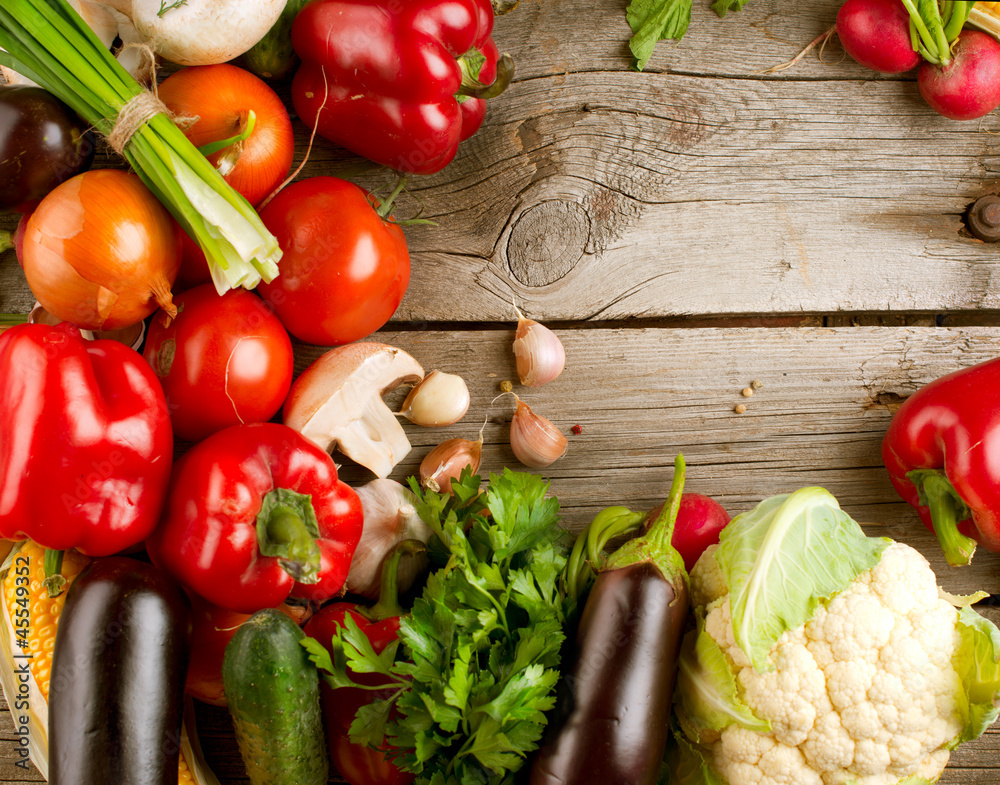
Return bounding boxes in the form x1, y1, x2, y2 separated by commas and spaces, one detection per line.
0, 542, 220, 785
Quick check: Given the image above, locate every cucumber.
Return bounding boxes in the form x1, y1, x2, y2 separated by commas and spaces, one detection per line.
243, 0, 311, 81
222, 608, 328, 785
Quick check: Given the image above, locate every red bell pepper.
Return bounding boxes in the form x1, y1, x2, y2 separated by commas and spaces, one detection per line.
0, 323, 172, 557
882, 356, 1000, 566
303, 541, 425, 785
147, 422, 364, 613
291, 0, 513, 175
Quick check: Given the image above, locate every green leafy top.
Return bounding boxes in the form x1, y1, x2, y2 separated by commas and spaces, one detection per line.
714, 487, 889, 672
302, 468, 570, 785
626, 0, 752, 71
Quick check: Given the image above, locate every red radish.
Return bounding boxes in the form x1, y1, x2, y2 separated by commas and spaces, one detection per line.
918, 29, 1000, 120
644, 492, 732, 572
836, 0, 921, 74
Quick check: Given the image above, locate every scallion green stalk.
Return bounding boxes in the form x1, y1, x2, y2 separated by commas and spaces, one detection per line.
0, 0, 282, 293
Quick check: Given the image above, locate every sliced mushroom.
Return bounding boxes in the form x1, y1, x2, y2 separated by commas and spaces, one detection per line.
284, 343, 424, 479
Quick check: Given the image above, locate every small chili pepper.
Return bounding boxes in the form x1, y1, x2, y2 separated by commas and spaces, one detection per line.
303, 540, 426, 785
291, 0, 513, 175
882, 356, 1000, 566
531, 456, 690, 785
147, 422, 364, 613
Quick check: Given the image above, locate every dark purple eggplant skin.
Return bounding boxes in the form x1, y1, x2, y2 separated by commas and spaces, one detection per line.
48, 557, 192, 785
0, 85, 95, 214
529, 561, 689, 785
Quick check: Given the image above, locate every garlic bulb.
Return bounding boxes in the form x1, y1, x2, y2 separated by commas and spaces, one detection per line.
399, 370, 471, 427
509, 396, 567, 468
513, 308, 565, 387
420, 437, 484, 494
347, 479, 433, 599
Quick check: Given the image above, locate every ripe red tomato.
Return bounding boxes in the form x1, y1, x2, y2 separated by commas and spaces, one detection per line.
257, 177, 411, 346
143, 285, 294, 442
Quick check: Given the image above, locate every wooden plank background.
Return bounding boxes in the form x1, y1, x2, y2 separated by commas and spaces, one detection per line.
2, 0, 1000, 781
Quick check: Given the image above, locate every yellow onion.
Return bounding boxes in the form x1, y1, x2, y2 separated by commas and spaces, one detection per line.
21, 169, 181, 331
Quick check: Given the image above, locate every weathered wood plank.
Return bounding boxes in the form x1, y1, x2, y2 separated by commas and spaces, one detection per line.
3, 1, 1000, 322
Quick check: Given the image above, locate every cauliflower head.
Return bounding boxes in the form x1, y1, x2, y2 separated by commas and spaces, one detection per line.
672, 488, 1000, 785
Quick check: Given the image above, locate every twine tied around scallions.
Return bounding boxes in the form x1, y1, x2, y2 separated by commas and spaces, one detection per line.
0, 0, 283, 294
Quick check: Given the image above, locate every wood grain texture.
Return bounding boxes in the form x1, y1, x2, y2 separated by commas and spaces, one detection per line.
4, 0, 1000, 322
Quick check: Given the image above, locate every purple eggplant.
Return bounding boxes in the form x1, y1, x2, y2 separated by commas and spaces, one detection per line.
0, 85, 95, 214
530, 456, 691, 785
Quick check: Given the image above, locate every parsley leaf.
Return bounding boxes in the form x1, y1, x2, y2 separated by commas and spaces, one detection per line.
712, 0, 750, 17
310, 469, 571, 784
626, 0, 693, 71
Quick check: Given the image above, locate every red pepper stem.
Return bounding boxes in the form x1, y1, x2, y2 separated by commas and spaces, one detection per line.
365, 539, 428, 621
0, 229, 12, 255
911, 471, 978, 567
0, 313, 28, 327
43, 548, 67, 598
458, 52, 514, 100
267, 508, 322, 582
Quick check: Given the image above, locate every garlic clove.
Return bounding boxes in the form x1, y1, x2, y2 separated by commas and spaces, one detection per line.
420, 437, 484, 494
399, 370, 471, 427
509, 397, 567, 468
347, 479, 434, 599
513, 310, 565, 387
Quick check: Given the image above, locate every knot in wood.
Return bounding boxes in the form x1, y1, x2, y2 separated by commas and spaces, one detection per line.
507, 200, 590, 287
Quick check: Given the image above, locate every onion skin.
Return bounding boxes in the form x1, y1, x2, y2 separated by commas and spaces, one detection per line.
158, 64, 294, 208
21, 169, 181, 331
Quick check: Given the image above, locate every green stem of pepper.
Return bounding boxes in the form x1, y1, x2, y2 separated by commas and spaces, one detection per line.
267, 508, 322, 582
0, 229, 12, 255
564, 506, 646, 603
906, 468, 978, 567
363, 539, 428, 621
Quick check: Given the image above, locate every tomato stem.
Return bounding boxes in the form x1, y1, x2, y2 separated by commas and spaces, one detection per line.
375, 174, 409, 220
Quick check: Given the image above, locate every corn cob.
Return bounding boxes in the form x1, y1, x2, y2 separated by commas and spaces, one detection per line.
2, 540, 90, 700
969, 1, 1000, 38
0, 542, 218, 785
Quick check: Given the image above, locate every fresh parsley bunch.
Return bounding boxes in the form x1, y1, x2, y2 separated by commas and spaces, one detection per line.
304, 468, 571, 785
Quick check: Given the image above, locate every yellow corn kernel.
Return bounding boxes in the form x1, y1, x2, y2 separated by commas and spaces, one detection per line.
970, 2, 1000, 36
178, 752, 195, 784
2, 541, 90, 701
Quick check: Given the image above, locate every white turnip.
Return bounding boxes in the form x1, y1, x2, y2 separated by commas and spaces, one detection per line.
836, 0, 920, 74
918, 29, 1000, 120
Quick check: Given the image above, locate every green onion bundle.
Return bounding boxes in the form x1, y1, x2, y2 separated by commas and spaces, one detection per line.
0, 0, 281, 293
